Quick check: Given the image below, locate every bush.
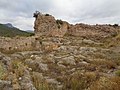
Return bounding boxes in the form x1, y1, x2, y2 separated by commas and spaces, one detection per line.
33, 11, 40, 18
11, 60, 25, 78
58, 25, 61, 29
63, 71, 98, 90
89, 77, 120, 90
32, 72, 55, 90
115, 70, 120, 76
45, 14, 50, 16
113, 24, 119, 27
56, 20, 63, 25
0, 62, 7, 80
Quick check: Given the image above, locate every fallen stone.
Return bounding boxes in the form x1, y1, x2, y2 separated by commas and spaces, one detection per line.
0, 80, 13, 90
58, 56, 76, 65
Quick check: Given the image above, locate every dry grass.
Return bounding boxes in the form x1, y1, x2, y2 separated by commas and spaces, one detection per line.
63, 71, 98, 90
32, 72, 55, 90
104, 33, 120, 48
89, 76, 120, 90
90, 59, 117, 69
0, 62, 6, 79
115, 70, 120, 76
11, 60, 26, 78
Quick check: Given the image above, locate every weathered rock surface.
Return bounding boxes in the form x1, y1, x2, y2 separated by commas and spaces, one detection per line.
0, 52, 11, 68
34, 13, 68, 37
58, 56, 76, 66
19, 70, 36, 90
67, 24, 119, 40
0, 80, 13, 90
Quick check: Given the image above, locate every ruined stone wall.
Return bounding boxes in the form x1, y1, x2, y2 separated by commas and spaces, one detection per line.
0, 36, 42, 52
0, 13, 120, 52
0, 36, 61, 53
34, 13, 119, 40
34, 13, 68, 37
67, 24, 119, 40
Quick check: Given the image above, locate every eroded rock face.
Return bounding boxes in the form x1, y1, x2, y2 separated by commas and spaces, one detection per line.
34, 13, 68, 37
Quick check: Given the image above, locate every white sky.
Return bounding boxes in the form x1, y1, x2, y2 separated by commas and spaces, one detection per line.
0, 0, 120, 30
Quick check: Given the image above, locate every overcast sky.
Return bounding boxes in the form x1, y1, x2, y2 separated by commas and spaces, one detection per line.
0, 0, 120, 30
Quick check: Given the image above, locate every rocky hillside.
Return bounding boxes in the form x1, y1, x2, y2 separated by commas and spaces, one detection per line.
0, 12, 120, 90
0, 35, 120, 90
0, 23, 34, 37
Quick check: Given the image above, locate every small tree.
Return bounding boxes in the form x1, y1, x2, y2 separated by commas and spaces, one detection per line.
33, 11, 40, 18
56, 20, 63, 25
45, 14, 50, 16
113, 24, 119, 27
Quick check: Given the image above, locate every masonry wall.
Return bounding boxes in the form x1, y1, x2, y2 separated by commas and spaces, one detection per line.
0, 13, 119, 52
0, 36, 42, 52
34, 13, 68, 37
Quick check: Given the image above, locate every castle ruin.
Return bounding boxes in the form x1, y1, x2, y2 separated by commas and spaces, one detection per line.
0, 12, 119, 53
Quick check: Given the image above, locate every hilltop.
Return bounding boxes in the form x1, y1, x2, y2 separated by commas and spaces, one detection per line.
0, 23, 34, 37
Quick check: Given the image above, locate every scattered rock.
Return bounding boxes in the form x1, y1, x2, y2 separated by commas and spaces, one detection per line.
38, 63, 48, 71
0, 52, 11, 69
79, 47, 97, 54
58, 56, 76, 65
46, 78, 59, 85
19, 70, 36, 90
0, 80, 13, 90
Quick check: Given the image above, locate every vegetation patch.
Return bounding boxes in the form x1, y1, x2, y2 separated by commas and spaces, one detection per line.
115, 70, 120, 76
0, 23, 34, 37
0, 62, 6, 79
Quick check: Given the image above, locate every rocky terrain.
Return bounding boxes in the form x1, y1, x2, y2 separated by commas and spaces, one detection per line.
0, 12, 120, 90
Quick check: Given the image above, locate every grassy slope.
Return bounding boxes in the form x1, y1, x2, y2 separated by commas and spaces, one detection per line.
0, 24, 34, 37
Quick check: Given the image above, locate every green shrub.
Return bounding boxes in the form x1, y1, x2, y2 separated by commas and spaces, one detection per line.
56, 20, 63, 25
58, 25, 61, 29
113, 24, 119, 27
0, 62, 6, 79
115, 70, 120, 76
45, 14, 50, 16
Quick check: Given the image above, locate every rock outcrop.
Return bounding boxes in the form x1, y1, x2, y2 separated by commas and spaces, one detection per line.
34, 12, 68, 37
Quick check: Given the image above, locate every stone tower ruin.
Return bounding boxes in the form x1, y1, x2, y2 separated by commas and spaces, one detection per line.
33, 12, 68, 37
